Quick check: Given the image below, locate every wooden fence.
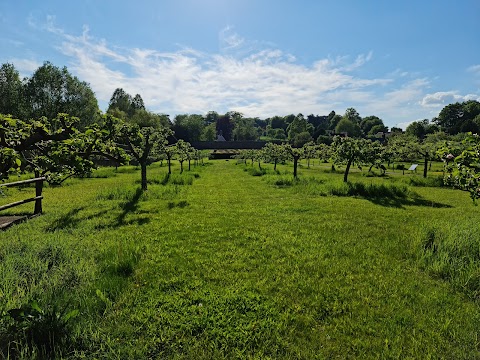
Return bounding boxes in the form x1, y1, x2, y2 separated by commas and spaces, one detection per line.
0, 177, 45, 215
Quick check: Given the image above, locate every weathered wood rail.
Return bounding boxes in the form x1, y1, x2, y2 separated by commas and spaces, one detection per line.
0, 177, 45, 229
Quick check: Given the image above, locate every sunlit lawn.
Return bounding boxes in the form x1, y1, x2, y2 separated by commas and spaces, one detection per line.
1, 159, 479, 359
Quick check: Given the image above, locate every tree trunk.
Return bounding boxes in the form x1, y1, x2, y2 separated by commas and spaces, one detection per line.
293, 156, 299, 178
274, 159, 277, 171
423, 157, 428, 178
344, 158, 353, 182
168, 158, 172, 174
141, 162, 147, 191
188, 159, 191, 171
180, 161, 184, 173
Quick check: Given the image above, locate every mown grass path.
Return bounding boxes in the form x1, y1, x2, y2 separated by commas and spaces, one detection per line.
1, 161, 479, 359
90, 162, 479, 359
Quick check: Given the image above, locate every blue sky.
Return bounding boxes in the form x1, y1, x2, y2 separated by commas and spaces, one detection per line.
1, 0, 479, 129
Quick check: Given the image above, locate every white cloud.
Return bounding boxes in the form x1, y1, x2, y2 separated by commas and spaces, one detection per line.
43, 25, 395, 118
14, 17, 454, 126
468, 64, 480, 75
421, 91, 480, 108
7, 58, 41, 76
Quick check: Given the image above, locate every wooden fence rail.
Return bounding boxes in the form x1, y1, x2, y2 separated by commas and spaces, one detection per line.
0, 177, 45, 215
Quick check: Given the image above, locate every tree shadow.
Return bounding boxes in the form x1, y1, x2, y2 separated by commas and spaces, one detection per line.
46, 206, 86, 231
364, 194, 452, 209
46, 187, 152, 232
46, 206, 112, 231
115, 187, 143, 226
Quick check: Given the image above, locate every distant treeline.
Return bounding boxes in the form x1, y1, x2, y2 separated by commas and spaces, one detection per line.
1, 61, 479, 145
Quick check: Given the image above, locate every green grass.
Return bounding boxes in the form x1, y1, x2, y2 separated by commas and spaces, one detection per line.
1, 160, 480, 358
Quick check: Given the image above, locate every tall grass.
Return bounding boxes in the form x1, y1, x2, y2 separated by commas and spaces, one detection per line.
418, 220, 480, 300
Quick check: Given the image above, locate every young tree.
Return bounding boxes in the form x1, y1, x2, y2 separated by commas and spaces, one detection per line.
119, 122, 172, 190
284, 144, 304, 178
262, 143, 287, 171
409, 133, 447, 178
163, 144, 176, 175
175, 139, 194, 173
331, 136, 373, 182
302, 141, 318, 168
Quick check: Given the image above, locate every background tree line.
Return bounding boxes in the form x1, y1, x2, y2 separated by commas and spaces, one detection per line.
2, 61, 479, 148
1, 60, 480, 197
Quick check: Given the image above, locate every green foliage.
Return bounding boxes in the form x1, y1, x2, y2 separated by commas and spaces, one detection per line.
434, 100, 480, 134
1, 300, 78, 358
232, 117, 259, 141
23, 62, 100, 129
287, 113, 313, 143
335, 118, 361, 137
331, 136, 375, 182
201, 122, 217, 141
360, 115, 387, 135
0, 113, 128, 183
441, 133, 480, 202
0, 63, 24, 118
173, 114, 205, 142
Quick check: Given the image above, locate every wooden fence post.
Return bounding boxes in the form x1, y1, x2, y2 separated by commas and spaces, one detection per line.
34, 178, 43, 214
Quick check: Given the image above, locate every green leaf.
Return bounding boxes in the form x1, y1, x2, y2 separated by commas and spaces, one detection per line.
29, 300, 43, 314
63, 309, 79, 322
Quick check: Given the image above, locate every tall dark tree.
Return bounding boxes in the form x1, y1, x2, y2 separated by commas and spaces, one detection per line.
0, 63, 24, 118
344, 108, 362, 124
23, 62, 99, 129
129, 94, 146, 116
108, 88, 132, 114
267, 116, 286, 130
216, 113, 234, 141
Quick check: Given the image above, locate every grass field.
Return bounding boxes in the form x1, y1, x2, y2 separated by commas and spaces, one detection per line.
1, 160, 480, 359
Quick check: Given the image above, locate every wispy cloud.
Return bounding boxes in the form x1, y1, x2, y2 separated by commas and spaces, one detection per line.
8, 58, 41, 76
14, 16, 467, 126
468, 64, 480, 75
421, 91, 480, 108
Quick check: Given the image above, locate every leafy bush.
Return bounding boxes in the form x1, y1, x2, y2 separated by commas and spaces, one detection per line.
0, 300, 78, 359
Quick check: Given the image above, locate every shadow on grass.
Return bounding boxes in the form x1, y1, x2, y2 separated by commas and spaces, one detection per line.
365, 195, 452, 209
328, 182, 452, 209
47, 187, 152, 231
167, 200, 189, 209
46, 206, 112, 231
115, 187, 145, 226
